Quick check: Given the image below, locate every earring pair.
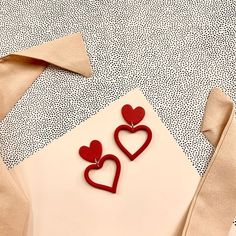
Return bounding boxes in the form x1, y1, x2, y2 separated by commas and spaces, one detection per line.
79, 104, 152, 193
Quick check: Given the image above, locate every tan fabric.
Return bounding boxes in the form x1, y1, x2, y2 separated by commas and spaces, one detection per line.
182, 88, 236, 236
0, 33, 92, 120
0, 35, 236, 235
1, 87, 236, 235
0, 157, 29, 236
0, 32, 92, 236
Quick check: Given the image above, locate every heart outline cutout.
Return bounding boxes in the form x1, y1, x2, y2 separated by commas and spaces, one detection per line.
84, 154, 121, 193
114, 124, 152, 161
121, 104, 145, 126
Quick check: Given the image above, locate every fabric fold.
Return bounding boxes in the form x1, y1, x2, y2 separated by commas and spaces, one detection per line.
0, 33, 92, 120
182, 87, 236, 236
1, 83, 236, 235
12, 33, 92, 76
0, 157, 29, 236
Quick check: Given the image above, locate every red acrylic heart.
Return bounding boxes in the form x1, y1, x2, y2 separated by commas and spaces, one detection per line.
84, 154, 121, 193
114, 124, 152, 161
79, 140, 103, 163
121, 104, 145, 126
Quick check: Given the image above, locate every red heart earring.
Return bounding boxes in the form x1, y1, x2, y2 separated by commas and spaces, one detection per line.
114, 104, 152, 161
79, 140, 121, 194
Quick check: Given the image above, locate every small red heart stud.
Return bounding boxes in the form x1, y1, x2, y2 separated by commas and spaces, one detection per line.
79, 140, 103, 163
84, 154, 121, 193
122, 104, 145, 126
114, 125, 152, 161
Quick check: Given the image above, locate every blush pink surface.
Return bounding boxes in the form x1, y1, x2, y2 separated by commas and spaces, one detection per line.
12, 89, 201, 236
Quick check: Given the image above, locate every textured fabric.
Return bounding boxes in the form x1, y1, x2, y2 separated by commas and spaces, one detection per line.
1, 88, 236, 236
1, 1, 236, 176
0, 33, 92, 236
183, 88, 236, 235
1, 0, 236, 231
0, 33, 92, 120
0, 157, 29, 236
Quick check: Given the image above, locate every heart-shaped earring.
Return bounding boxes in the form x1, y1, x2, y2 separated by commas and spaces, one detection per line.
79, 140, 121, 193
114, 104, 152, 161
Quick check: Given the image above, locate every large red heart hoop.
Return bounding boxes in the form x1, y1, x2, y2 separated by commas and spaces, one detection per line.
84, 154, 121, 193
114, 124, 152, 161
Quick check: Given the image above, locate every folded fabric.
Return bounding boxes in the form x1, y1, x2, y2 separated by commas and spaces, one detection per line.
0, 32, 92, 120
182, 88, 236, 236
0, 32, 92, 236
0, 156, 29, 235
0, 34, 236, 236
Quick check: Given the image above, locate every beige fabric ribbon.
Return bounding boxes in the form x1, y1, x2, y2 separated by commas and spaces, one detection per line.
0, 33, 92, 235
0, 158, 29, 236
0, 33, 92, 120
182, 87, 236, 236
0, 33, 235, 235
